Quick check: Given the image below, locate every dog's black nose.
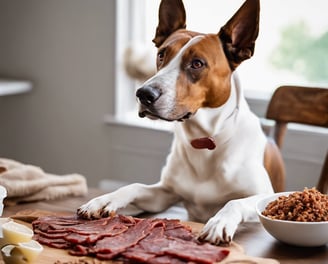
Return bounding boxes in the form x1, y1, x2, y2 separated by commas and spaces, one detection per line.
136, 86, 161, 106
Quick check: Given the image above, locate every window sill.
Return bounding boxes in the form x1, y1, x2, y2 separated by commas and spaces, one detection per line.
0, 79, 32, 96
104, 112, 173, 133
104, 91, 328, 138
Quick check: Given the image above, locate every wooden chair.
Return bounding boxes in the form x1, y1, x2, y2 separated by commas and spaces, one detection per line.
266, 85, 328, 194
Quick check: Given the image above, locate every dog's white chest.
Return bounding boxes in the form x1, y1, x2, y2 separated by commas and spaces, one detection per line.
160, 92, 271, 222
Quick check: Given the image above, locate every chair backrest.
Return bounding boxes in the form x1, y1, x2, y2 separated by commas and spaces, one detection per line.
266, 85, 328, 194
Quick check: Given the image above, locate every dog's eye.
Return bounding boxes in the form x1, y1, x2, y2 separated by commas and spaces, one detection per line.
191, 59, 204, 69
157, 50, 165, 63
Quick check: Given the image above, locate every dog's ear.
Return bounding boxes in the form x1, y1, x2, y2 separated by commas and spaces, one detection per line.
152, 0, 186, 48
218, 0, 260, 69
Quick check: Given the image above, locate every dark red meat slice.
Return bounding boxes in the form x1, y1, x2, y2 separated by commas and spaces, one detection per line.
164, 239, 229, 263
33, 234, 71, 249
90, 218, 157, 259
33, 229, 70, 239
70, 244, 89, 256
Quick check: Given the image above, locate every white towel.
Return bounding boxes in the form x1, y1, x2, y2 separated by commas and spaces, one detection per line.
0, 158, 88, 205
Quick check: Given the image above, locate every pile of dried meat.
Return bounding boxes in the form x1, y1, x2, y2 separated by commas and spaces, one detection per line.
32, 214, 229, 263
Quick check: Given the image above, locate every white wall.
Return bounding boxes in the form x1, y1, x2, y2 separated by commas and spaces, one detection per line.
0, 0, 116, 187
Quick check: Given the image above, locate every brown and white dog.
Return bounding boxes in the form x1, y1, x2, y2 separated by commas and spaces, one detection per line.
78, 0, 285, 244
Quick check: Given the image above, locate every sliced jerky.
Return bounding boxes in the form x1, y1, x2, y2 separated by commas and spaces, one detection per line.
93, 218, 155, 254
33, 215, 230, 263
163, 239, 229, 264
34, 234, 71, 249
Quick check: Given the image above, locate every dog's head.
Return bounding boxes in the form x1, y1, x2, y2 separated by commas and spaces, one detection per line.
136, 0, 259, 122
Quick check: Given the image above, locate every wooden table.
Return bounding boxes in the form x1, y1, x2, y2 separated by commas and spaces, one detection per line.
2, 188, 328, 264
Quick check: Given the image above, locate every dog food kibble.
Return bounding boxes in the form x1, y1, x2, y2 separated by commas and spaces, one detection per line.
262, 187, 328, 222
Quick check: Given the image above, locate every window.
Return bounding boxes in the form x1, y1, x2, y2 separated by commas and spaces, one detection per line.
115, 0, 328, 121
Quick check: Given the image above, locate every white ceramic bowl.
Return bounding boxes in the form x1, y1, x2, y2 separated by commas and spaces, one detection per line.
256, 192, 328, 247
0, 186, 7, 216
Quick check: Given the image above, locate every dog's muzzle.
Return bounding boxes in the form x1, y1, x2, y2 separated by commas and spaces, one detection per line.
136, 86, 161, 107
136, 85, 162, 119
136, 85, 192, 121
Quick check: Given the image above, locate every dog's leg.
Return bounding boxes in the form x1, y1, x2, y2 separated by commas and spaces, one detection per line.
198, 194, 267, 244
77, 182, 180, 219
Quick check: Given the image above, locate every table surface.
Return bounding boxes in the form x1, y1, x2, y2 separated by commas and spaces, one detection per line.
2, 188, 328, 264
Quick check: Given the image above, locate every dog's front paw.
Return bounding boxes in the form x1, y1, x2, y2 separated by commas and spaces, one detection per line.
198, 216, 238, 245
77, 193, 128, 219
198, 201, 241, 245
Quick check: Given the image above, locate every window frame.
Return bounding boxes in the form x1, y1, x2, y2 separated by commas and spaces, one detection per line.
115, 0, 146, 117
